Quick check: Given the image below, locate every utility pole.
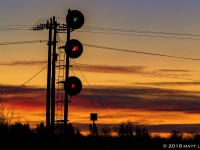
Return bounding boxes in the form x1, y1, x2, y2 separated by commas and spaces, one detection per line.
33, 10, 85, 146
51, 16, 58, 131
32, 16, 62, 132
46, 18, 52, 129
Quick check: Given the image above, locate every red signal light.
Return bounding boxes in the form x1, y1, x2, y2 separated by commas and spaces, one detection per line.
66, 76, 82, 96
71, 83, 76, 88
65, 39, 83, 58
72, 46, 79, 52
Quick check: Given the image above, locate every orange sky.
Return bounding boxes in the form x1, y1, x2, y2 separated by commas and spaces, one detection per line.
1, 0, 200, 135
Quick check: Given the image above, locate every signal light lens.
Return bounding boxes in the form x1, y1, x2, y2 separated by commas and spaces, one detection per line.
72, 46, 79, 51
66, 76, 82, 96
71, 83, 76, 89
73, 17, 78, 23
65, 39, 83, 58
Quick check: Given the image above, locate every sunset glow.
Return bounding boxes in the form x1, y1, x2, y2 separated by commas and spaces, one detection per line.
1, 0, 200, 137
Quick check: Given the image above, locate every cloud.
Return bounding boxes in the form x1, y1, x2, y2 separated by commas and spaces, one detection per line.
1, 84, 200, 135
1, 84, 200, 122
0, 60, 47, 66
73, 63, 146, 74
72, 64, 197, 82
73, 63, 196, 75
156, 69, 195, 73
76, 85, 200, 114
2, 84, 200, 114
151, 69, 195, 79
137, 82, 200, 86
0, 85, 46, 109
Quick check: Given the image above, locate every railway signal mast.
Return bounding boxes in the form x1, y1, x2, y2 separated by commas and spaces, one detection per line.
64, 9, 84, 133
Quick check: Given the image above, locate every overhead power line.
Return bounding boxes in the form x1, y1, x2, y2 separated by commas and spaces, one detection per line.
0, 25, 33, 31
55, 17, 200, 37
1, 23, 200, 38
2, 23, 200, 41
82, 26, 200, 37
0, 25, 32, 27
0, 39, 200, 62
0, 64, 47, 99
71, 59, 119, 125
78, 30, 200, 41
84, 44, 200, 61
77, 26, 200, 40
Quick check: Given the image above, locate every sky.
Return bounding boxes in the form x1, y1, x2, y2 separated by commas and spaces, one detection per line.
1, 0, 200, 136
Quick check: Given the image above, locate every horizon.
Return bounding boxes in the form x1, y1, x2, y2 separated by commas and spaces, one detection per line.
1, 0, 200, 138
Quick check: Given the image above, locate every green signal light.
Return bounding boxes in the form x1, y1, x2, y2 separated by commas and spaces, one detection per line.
73, 17, 78, 23
66, 10, 84, 29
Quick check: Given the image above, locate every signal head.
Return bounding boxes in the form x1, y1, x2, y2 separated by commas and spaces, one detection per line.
66, 10, 84, 29
66, 76, 82, 96
65, 39, 83, 58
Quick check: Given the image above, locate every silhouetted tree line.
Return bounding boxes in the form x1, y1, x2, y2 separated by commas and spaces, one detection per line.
0, 121, 200, 150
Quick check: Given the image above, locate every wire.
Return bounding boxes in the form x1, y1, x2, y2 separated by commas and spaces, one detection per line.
0, 25, 33, 31
82, 26, 200, 37
1, 39, 200, 62
2, 22, 200, 41
0, 64, 47, 99
84, 44, 200, 61
75, 26, 200, 40
78, 30, 200, 41
69, 66, 98, 112
38, 18, 200, 40
71, 60, 119, 125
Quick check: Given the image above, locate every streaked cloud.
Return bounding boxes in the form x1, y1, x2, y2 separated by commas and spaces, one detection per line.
73, 63, 146, 74
78, 86, 200, 114
73, 63, 196, 75
156, 69, 195, 73
0, 85, 46, 109
137, 82, 200, 86
1, 84, 200, 114
72, 64, 198, 82
0, 60, 47, 66
1, 84, 200, 134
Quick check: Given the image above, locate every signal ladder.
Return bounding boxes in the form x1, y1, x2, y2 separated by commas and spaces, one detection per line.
55, 46, 66, 127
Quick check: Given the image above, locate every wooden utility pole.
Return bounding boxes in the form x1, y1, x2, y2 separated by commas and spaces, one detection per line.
46, 18, 53, 129
33, 16, 67, 133
51, 16, 58, 132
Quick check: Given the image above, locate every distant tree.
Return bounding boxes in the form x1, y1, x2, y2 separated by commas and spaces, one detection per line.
64, 123, 83, 139
169, 130, 183, 142
135, 125, 151, 139
183, 132, 196, 141
113, 121, 135, 137
54, 122, 82, 139
0, 96, 14, 125
35, 121, 46, 134
9, 122, 31, 143
100, 126, 112, 137
193, 132, 200, 142
89, 123, 99, 136
10, 122, 30, 134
